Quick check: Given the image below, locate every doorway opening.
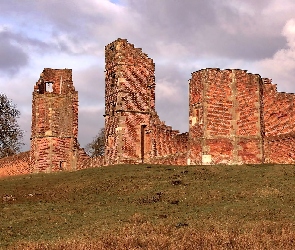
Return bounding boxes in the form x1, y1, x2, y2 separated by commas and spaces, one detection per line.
141, 125, 147, 163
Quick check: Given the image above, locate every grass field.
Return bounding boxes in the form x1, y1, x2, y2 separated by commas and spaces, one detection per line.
1, 164, 295, 249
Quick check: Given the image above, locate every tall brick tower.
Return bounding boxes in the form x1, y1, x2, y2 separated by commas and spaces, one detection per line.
188, 68, 265, 165
104, 39, 156, 165
30, 68, 79, 172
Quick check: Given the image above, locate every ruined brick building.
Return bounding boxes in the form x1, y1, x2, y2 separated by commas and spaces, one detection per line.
30, 68, 87, 172
104, 39, 295, 166
104, 39, 188, 165
0, 69, 96, 177
1, 38, 295, 177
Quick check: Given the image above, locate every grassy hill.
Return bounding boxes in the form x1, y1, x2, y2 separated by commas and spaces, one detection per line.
1, 164, 295, 249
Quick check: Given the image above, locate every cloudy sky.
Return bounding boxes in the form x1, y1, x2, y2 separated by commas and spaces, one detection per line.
1, 0, 295, 151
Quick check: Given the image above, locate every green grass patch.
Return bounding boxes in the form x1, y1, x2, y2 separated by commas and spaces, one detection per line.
1, 164, 295, 248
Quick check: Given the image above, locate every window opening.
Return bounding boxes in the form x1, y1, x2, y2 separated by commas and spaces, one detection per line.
45, 82, 53, 93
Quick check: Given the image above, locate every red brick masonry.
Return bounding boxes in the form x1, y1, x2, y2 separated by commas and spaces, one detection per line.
105, 39, 295, 166
0, 151, 30, 178
1, 38, 294, 178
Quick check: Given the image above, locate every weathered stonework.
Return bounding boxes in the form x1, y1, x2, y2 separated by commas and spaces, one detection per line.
104, 38, 295, 166
188, 69, 264, 165
0, 151, 30, 178
30, 68, 103, 173
262, 79, 295, 164
30, 68, 80, 172
1, 38, 295, 178
104, 39, 188, 165
0, 68, 104, 178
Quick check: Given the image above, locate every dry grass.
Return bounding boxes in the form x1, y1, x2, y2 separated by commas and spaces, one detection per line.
2, 164, 295, 249
11, 217, 295, 250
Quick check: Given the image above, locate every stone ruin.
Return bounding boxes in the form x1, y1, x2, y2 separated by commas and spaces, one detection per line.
0, 68, 98, 177
1, 38, 295, 177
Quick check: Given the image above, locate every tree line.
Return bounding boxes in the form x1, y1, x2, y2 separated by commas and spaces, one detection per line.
0, 93, 23, 158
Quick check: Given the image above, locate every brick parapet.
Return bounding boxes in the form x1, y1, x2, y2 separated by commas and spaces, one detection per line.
76, 148, 104, 169
150, 115, 188, 161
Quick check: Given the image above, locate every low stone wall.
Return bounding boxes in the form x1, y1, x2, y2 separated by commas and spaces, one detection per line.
0, 149, 105, 179
0, 151, 31, 178
76, 148, 105, 169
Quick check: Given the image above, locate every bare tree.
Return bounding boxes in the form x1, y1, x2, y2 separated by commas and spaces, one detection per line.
85, 128, 105, 157
0, 93, 23, 158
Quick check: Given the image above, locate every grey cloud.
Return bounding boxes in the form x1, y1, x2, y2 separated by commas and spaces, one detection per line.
154, 63, 190, 133
0, 1, 103, 55
0, 0, 291, 60
194, 30, 285, 60
0, 1, 83, 33
0, 27, 63, 76
18, 111, 31, 152
73, 64, 105, 106
128, 0, 217, 31
39, 1, 106, 34
156, 94, 189, 133
0, 33, 28, 75
125, 0, 288, 61
73, 64, 106, 146
0, 1, 32, 15
155, 62, 187, 81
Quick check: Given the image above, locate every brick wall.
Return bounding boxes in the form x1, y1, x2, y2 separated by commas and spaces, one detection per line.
104, 40, 295, 166
104, 39, 188, 165
76, 148, 104, 169
188, 69, 264, 165
104, 39, 155, 164
30, 68, 80, 172
235, 70, 264, 164
0, 67, 103, 178
149, 114, 188, 165
0, 151, 30, 178
262, 79, 295, 163
2, 39, 295, 178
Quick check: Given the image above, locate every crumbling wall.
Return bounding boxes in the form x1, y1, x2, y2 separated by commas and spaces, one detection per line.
0, 67, 99, 178
262, 79, 295, 164
150, 127, 188, 165
104, 39, 155, 164
149, 115, 188, 165
188, 70, 204, 165
104, 39, 188, 165
30, 68, 80, 172
76, 148, 104, 169
0, 151, 30, 178
188, 68, 264, 165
